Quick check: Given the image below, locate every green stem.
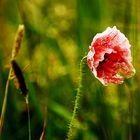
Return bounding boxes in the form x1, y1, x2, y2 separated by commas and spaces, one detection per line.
25, 96, 31, 140
126, 79, 133, 140
0, 68, 12, 134
128, 91, 133, 140
67, 56, 87, 140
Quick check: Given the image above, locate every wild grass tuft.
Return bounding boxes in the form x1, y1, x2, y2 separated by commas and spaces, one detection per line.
0, 24, 24, 134
0, 24, 32, 140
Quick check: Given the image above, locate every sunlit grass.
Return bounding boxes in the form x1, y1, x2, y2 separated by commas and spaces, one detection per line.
0, 0, 140, 139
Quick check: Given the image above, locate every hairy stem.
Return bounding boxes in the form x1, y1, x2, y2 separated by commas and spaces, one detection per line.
67, 56, 87, 140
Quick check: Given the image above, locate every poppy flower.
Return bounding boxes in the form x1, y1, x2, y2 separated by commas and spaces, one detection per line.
87, 26, 135, 85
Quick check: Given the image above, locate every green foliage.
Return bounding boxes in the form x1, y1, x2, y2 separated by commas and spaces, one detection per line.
0, 0, 139, 140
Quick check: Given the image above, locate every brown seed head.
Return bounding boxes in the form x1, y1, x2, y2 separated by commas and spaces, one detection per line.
12, 24, 24, 59
11, 60, 28, 97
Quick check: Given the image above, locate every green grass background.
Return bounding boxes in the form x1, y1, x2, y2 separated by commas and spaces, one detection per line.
0, 0, 140, 139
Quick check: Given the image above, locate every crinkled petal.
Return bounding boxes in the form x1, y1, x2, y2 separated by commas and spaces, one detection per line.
87, 26, 136, 85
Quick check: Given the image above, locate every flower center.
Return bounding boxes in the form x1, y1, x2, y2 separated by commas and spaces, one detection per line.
96, 53, 121, 78
97, 53, 109, 69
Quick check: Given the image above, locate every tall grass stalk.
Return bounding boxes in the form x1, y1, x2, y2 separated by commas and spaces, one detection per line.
39, 107, 47, 140
0, 68, 12, 134
126, 79, 134, 140
67, 56, 87, 140
25, 96, 31, 140
11, 59, 31, 140
127, 80, 134, 140
128, 91, 133, 140
0, 24, 24, 134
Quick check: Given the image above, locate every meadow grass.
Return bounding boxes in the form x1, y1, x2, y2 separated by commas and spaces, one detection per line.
0, 0, 139, 139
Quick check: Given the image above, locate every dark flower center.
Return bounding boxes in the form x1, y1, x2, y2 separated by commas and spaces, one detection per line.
96, 53, 121, 78
97, 53, 109, 69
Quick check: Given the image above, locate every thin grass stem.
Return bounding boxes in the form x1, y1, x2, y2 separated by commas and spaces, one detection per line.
25, 96, 31, 140
128, 91, 133, 140
39, 106, 47, 140
0, 24, 24, 135
0, 68, 13, 134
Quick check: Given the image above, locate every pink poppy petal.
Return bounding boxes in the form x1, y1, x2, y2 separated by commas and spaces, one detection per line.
87, 26, 136, 85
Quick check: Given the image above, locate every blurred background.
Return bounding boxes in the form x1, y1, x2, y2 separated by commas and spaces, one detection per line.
0, 0, 140, 139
